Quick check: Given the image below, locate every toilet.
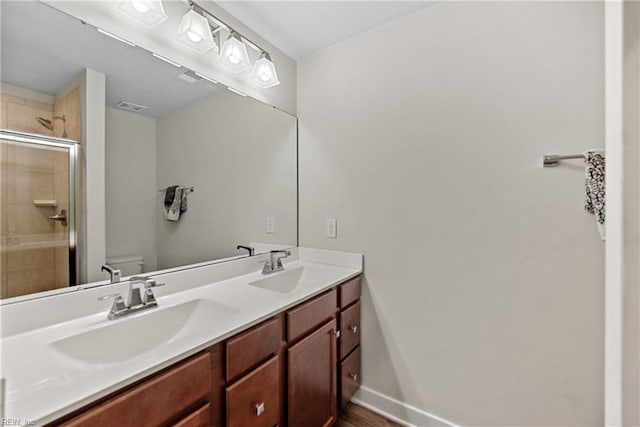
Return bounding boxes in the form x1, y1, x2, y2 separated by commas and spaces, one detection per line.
105, 255, 145, 277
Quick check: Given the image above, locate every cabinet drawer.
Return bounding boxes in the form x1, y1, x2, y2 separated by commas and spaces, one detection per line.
338, 276, 361, 309
287, 289, 337, 342
173, 403, 210, 427
339, 301, 361, 360
340, 346, 361, 410
64, 353, 211, 427
226, 355, 280, 427
226, 317, 281, 381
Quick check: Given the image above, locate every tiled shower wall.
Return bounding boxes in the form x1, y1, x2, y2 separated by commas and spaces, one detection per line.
0, 86, 80, 298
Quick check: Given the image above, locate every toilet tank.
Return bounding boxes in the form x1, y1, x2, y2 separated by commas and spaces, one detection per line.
105, 255, 145, 276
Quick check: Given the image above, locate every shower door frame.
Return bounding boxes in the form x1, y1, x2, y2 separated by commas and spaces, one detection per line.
1, 129, 80, 286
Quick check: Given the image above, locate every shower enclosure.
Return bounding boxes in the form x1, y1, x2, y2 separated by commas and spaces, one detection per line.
0, 129, 78, 298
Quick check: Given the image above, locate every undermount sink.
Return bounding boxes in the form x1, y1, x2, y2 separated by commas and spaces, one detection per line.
249, 266, 305, 294
48, 299, 239, 365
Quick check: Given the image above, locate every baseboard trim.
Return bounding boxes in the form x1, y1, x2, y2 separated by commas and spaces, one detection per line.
352, 386, 460, 427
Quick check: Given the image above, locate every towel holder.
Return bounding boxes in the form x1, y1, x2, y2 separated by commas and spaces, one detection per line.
158, 186, 195, 193
543, 153, 585, 167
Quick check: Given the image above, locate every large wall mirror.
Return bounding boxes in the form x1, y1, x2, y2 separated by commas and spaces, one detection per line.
0, 1, 297, 301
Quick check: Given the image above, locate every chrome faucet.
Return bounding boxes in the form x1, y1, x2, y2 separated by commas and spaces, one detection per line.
101, 264, 121, 284
261, 250, 291, 275
98, 276, 165, 320
237, 245, 255, 256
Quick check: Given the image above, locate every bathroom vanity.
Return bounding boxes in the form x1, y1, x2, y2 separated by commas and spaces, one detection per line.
0, 248, 363, 426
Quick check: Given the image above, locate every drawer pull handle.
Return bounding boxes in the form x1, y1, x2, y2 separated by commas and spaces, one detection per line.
349, 373, 358, 381
255, 402, 265, 416
334, 330, 341, 338
349, 325, 358, 334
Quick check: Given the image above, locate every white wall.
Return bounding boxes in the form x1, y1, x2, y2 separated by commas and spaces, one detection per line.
622, 1, 640, 424
105, 107, 158, 273
155, 89, 297, 269
298, 2, 604, 425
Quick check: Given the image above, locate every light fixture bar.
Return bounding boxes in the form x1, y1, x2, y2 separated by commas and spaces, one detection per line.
188, 0, 266, 54
195, 72, 219, 84
152, 53, 182, 67
97, 28, 136, 47
227, 87, 247, 97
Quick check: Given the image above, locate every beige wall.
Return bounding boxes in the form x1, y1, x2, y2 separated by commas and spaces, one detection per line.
53, 86, 82, 142
623, 1, 640, 425
298, 2, 604, 425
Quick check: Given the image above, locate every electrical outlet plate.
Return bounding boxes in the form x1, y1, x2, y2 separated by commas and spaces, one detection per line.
325, 218, 337, 239
266, 217, 275, 234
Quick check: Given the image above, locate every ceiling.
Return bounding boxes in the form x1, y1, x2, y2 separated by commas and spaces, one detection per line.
217, 1, 432, 60
1, 1, 223, 117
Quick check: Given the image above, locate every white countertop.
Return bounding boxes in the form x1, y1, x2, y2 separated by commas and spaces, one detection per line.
0, 248, 362, 425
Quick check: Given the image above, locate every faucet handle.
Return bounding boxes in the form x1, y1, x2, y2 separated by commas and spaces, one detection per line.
98, 292, 122, 301
143, 279, 165, 289
98, 293, 127, 318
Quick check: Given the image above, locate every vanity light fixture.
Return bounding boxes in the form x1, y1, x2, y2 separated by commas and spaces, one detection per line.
250, 52, 280, 88
219, 32, 251, 73
152, 52, 182, 67
118, 0, 168, 28
176, 8, 219, 54
227, 87, 248, 97
194, 72, 219, 84
97, 28, 136, 47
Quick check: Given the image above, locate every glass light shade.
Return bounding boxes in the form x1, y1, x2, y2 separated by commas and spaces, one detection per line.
176, 9, 218, 54
250, 53, 280, 88
118, 0, 167, 28
219, 32, 251, 73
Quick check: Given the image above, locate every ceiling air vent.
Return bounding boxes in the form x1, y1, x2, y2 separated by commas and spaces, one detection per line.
115, 100, 148, 113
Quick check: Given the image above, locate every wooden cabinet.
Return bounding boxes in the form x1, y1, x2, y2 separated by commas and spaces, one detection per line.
287, 319, 337, 427
226, 356, 280, 427
338, 276, 361, 309
340, 347, 361, 410
226, 317, 281, 382
61, 353, 211, 427
337, 277, 362, 411
286, 289, 337, 342
52, 274, 362, 427
174, 404, 211, 427
339, 301, 360, 359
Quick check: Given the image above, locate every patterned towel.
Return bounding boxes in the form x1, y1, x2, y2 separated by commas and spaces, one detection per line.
164, 186, 189, 222
584, 150, 605, 240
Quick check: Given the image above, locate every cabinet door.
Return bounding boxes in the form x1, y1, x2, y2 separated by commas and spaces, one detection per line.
287, 319, 337, 427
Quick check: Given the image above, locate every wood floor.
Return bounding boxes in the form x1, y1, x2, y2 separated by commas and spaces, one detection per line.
337, 404, 403, 427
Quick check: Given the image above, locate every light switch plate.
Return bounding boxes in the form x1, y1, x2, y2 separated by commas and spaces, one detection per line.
266, 217, 275, 234
325, 218, 337, 239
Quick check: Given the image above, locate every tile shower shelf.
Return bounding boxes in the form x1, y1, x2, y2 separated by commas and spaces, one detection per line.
33, 200, 58, 207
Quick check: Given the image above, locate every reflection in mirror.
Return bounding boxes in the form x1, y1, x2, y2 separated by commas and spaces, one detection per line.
0, 1, 297, 300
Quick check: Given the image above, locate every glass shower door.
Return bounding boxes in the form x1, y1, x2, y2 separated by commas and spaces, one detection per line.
0, 130, 78, 299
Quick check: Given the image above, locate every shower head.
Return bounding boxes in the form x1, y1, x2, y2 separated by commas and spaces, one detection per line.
36, 115, 67, 137
36, 117, 53, 130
